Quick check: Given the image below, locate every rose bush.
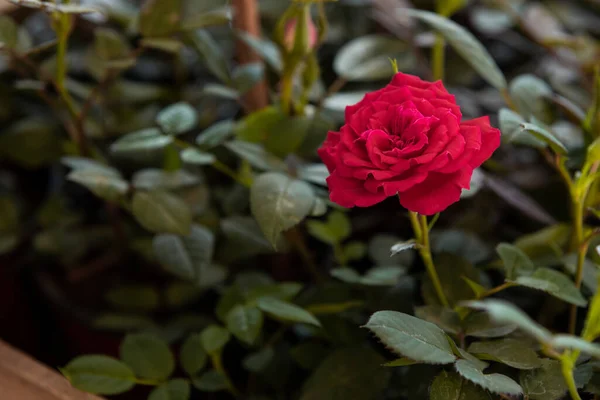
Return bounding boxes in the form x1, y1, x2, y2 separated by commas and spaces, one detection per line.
318, 72, 501, 215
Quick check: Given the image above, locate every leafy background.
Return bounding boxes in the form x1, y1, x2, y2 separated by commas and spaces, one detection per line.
0, 0, 600, 399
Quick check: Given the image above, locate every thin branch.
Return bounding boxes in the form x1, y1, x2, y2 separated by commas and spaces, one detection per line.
232, 0, 269, 113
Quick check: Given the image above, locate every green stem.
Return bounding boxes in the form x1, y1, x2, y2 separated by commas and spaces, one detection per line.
501, 88, 517, 111
408, 211, 422, 241
172, 138, 250, 187
431, 34, 445, 81
561, 353, 582, 400
280, 72, 294, 114
409, 212, 449, 307
478, 281, 516, 299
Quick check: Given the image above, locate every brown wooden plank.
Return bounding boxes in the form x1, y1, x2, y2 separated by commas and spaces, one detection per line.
0, 339, 105, 400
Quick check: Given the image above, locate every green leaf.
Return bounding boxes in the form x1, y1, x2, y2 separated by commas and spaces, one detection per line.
468, 339, 542, 369
179, 334, 207, 377
192, 370, 228, 392
165, 283, 203, 309
242, 347, 274, 373
235, 106, 285, 143
300, 348, 390, 400
297, 164, 328, 186
226, 305, 263, 345
383, 358, 419, 367
148, 379, 190, 400
414, 306, 461, 335
220, 216, 277, 258
455, 359, 523, 395
62, 355, 136, 395
61, 156, 120, 176
464, 300, 552, 343
364, 311, 456, 364
67, 169, 129, 202
515, 268, 587, 307
328, 211, 351, 240
306, 211, 351, 245
550, 335, 600, 359
343, 241, 366, 262
250, 172, 315, 248
390, 240, 418, 256
496, 243, 535, 280
236, 31, 283, 73
195, 120, 235, 148
519, 122, 568, 154
331, 266, 405, 286
201, 83, 239, 100
499, 108, 546, 148
438, 0, 467, 16
520, 359, 567, 400
92, 313, 156, 332
110, 128, 173, 155
264, 115, 312, 157
509, 74, 553, 123
132, 191, 192, 235
224, 140, 286, 171
297, 112, 335, 157
94, 28, 131, 61
463, 276, 487, 298
200, 325, 230, 355
180, 148, 216, 165
431, 229, 491, 264
333, 34, 414, 81
132, 169, 200, 191
181, 7, 231, 30
106, 284, 160, 312
462, 312, 518, 338
140, 38, 183, 53
139, 0, 181, 37
304, 300, 364, 315
232, 62, 264, 94
153, 224, 215, 283
0, 118, 61, 168
406, 10, 506, 90
0, 16, 18, 49
257, 297, 321, 326
189, 30, 230, 83
306, 220, 337, 245
563, 253, 598, 293
422, 254, 480, 306
156, 102, 198, 135
245, 282, 303, 303
120, 333, 174, 380
430, 371, 493, 400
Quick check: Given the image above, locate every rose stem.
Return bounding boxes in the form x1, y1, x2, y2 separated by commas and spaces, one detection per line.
568, 161, 598, 334
409, 211, 449, 307
431, 2, 445, 81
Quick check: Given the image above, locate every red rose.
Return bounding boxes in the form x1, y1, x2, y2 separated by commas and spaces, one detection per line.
318, 72, 501, 215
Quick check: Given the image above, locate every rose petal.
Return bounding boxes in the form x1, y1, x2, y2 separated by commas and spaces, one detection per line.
461, 117, 501, 168
327, 173, 387, 207
399, 170, 472, 215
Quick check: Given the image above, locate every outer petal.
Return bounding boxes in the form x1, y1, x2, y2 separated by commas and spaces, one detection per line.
344, 89, 385, 122
461, 116, 501, 168
398, 170, 471, 215
327, 173, 387, 207
317, 130, 341, 172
